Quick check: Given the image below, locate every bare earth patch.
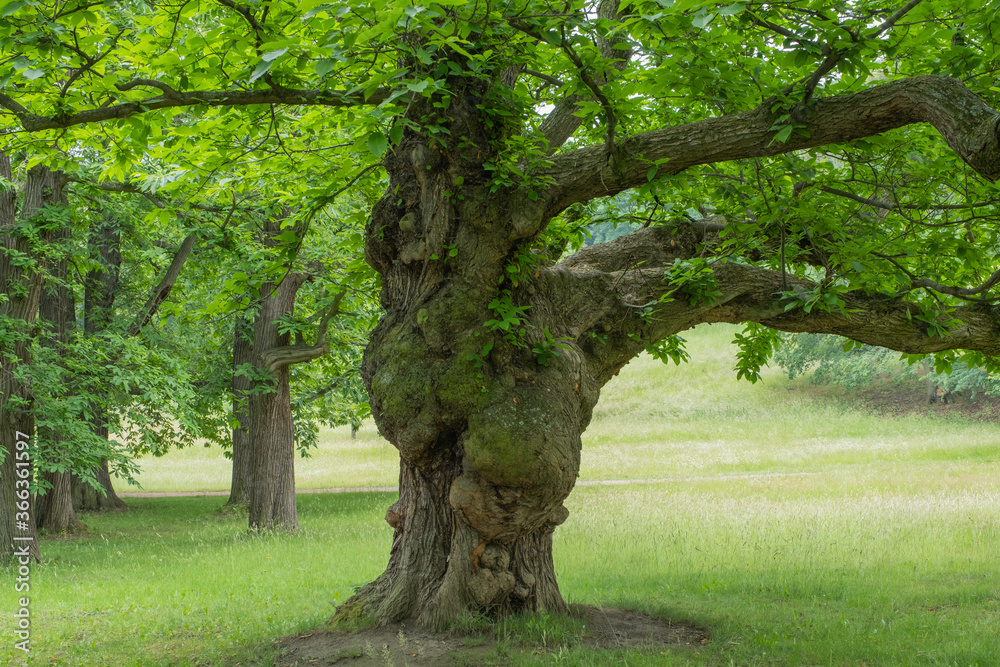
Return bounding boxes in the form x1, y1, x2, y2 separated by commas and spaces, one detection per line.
271, 605, 708, 665
852, 380, 1000, 422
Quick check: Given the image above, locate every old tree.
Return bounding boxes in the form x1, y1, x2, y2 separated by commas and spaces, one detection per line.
2, 0, 1000, 626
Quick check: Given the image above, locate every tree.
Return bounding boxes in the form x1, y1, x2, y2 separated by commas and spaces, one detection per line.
214, 204, 373, 529
0, 158, 66, 561
34, 167, 84, 533
2, 0, 999, 625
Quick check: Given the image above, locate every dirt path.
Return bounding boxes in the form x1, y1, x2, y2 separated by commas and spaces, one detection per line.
119, 471, 820, 498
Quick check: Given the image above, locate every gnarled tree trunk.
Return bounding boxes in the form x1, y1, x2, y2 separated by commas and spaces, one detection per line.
337, 76, 594, 628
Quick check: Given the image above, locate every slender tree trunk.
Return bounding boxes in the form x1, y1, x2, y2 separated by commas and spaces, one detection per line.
227, 316, 254, 507
0, 159, 67, 561
923, 359, 937, 404
71, 217, 128, 511
246, 272, 307, 531
35, 190, 85, 533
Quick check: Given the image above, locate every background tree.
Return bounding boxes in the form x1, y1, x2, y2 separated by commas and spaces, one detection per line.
774, 332, 1000, 403
2, 0, 999, 625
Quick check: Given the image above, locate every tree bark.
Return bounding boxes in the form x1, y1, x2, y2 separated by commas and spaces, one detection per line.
227, 315, 254, 508
35, 181, 86, 533
36, 472, 82, 534
338, 75, 593, 627
246, 272, 308, 531
0, 158, 66, 561
71, 217, 128, 512
71, 458, 128, 512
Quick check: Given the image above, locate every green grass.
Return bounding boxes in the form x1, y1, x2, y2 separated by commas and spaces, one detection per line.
3, 323, 998, 665
1, 494, 394, 666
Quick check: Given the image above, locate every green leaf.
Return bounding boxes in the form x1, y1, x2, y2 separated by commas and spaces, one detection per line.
22, 68, 45, 80
692, 12, 715, 29
261, 48, 289, 62
388, 124, 404, 145
773, 125, 794, 143
366, 133, 388, 156
718, 3, 744, 16
316, 59, 336, 77
248, 59, 274, 83
1, 0, 26, 16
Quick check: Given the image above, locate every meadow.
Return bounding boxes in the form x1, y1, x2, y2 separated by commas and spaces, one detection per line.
2, 323, 998, 665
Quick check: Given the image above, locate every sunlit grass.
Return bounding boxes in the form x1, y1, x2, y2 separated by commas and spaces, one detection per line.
557, 481, 1000, 665
130, 423, 398, 493
584, 324, 999, 481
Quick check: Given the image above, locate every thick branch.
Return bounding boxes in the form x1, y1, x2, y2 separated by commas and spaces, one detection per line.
545, 224, 1000, 385
259, 290, 346, 372
526, 0, 633, 154
2, 86, 392, 133
541, 76, 1000, 215
260, 343, 327, 372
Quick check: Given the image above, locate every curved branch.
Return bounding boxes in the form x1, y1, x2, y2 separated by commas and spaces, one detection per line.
116, 78, 182, 99
814, 184, 1000, 212
874, 253, 1000, 300
540, 76, 1000, 215
2, 87, 393, 133
542, 224, 1000, 385
261, 343, 328, 372
260, 290, 347, 372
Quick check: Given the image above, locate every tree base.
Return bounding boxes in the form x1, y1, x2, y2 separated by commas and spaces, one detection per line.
71, 461, 128, 512
334, 461, 567, 630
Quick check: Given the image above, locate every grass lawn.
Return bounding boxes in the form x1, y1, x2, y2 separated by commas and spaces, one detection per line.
2, 324, 998, 665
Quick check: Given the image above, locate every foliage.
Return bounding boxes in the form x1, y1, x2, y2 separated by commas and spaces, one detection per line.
485, 290, 531, 347
531, 329, 573, 366
0, 0, 998, 370
732, 323, 782, 384
662, 258, 724, 307
775, 332, 1000, 398
644, 334, 690, 366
